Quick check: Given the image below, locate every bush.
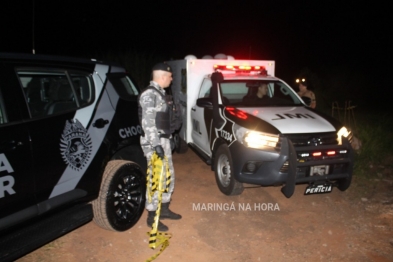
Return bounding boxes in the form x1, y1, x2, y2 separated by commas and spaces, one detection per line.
353, 111, 393, 177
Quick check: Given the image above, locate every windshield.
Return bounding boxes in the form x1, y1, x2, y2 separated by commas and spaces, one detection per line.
219, 80, 303, 107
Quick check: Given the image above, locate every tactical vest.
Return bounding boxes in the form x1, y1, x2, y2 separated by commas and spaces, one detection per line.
138, 86, 182, 136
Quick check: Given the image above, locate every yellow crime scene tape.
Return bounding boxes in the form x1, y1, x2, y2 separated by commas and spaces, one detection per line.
145, 152, 172, 262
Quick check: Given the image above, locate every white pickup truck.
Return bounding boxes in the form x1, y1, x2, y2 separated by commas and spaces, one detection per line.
167, 55, 354, 198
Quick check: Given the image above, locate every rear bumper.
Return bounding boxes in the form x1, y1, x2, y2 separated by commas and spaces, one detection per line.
229, 137, 354, 198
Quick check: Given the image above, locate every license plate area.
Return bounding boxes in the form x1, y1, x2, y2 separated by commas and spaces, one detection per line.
310, 165, 329, 176
304, 183, 333, 195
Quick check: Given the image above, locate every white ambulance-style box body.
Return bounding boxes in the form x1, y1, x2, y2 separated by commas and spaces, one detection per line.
167, 55, 354, 198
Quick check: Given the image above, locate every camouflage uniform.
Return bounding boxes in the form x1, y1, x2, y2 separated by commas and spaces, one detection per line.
139, 81, 175, 211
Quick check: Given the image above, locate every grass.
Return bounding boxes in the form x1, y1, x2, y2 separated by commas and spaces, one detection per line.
315, 92, 393, 179
351, 111, 393, 178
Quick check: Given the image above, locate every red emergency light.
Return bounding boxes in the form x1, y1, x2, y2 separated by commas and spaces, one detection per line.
312, 151, 336, 157
214, 64, 266, 74
225, 107, 248, 119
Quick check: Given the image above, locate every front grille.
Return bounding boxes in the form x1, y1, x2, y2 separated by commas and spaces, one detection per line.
282, 132, 338, 147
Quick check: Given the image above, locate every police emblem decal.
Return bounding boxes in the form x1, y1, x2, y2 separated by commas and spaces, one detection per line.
60, 119, 92, 171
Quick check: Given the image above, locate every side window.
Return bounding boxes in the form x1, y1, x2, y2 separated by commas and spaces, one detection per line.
267, 83, 274, 97
70, 71, 94, 106
107, 73, 139, 101
17, 69, 93, 117
0, 65, 26, 124
198, 78, 212, 98
220, 82, 248, 102
273, 82, 295, 102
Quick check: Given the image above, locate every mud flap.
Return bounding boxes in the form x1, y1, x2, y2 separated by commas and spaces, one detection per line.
281, 140, 297, 198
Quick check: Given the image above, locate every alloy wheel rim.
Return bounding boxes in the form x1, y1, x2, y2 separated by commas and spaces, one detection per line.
218, 154, 231, 187
110, 171, 143, 222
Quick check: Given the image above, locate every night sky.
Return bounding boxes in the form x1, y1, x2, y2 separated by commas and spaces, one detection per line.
1, 1, 392, 108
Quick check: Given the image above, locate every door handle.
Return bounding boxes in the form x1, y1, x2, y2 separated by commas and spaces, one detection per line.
93, 118, 109, 128
191, 107, 196, 112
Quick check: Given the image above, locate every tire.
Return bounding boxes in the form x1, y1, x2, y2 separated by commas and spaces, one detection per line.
214, 144, 244, 195
92, 160, 146, 232
173, 132, 188, 154
338, 149, 353, 191
112, 145, 147, 173
337, 173, 352, 191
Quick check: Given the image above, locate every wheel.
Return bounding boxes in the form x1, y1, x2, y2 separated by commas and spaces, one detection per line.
173, 132, 188, 154
214, 144, 244, 195
92, 160, 146, 231
337, 173, 352, 191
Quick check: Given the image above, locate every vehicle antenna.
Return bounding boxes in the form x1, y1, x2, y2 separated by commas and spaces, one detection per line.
32, 0, 35, 54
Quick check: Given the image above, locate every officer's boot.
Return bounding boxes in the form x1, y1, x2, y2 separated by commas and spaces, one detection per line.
160, 202, 182, 220
147, 211, 168, 232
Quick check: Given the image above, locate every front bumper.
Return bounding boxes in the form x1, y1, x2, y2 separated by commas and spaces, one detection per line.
229, 137, 354, 198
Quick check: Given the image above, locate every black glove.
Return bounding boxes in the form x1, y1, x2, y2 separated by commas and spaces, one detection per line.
170, 137, 175, 151
154, 145, 165, 159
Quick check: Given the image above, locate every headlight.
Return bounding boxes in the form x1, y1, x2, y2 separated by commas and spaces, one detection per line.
337, 126, 352, 145
245, 132, 279, 149
234, 124, 279, 150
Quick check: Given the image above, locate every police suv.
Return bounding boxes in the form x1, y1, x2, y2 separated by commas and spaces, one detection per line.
168, 55, 354, 198
0, 53, 146, 261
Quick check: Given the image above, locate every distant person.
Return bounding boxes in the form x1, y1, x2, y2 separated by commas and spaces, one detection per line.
243, 83, 270, 104
297, 79, 316, 108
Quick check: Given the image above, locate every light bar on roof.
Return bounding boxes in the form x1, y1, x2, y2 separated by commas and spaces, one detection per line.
213, 64, 268, 76
214, 65, 265, 71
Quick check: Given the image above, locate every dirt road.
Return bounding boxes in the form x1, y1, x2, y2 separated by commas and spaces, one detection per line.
19, 149, 393, 261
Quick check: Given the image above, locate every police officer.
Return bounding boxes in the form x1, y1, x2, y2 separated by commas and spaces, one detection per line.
297, 78, 316, 109
139, 62, 182, 231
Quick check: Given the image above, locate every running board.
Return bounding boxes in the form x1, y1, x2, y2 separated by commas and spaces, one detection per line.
188, 143, 212, 165
0, 203, 93, 262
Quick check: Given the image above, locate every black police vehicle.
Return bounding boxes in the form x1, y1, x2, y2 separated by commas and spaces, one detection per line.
0, 53, 146, 261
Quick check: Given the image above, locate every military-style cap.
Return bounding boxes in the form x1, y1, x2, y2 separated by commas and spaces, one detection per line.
152, 62, 172, 72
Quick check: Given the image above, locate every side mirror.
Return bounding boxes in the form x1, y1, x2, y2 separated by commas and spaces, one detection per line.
196, 97, 213, 109
211, 72, 224, 83
301, 96, 312, 107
